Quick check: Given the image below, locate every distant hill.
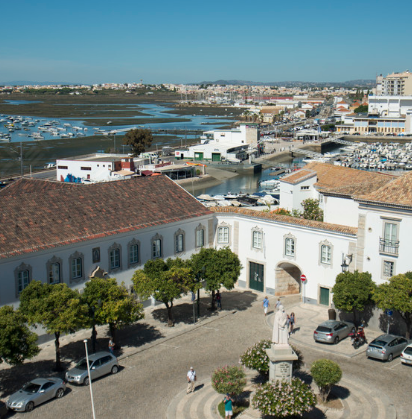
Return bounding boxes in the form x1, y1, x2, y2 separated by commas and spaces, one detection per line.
197, 79, 375, 87
0, 81, 81, 86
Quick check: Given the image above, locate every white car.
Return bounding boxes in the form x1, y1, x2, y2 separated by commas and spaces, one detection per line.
401, 343, 412, 365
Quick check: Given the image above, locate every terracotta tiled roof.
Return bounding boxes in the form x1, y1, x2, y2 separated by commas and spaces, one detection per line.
337, 100, 347, 104
281, 163, 395, 197
0, 177, 212, 259
357, 171, 412, 208
281, 168, 317, 184
211, 207, 357, 235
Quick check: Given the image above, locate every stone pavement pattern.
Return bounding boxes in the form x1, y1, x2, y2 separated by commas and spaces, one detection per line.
0, 291, 409, 419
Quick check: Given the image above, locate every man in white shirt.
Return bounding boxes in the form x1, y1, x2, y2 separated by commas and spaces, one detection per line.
187, 366, 196, 394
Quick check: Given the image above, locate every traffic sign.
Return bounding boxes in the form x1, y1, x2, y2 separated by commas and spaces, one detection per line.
300, 274, 307, 283
386, 309, 393, 316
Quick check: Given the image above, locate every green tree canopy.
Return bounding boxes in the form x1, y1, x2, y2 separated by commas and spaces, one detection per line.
301, 198, 323, 221
20, 281, 89, 370
81, 277, 144, 347
122, 128, 153, 156
0, 306, 40, 366
132, 258, 197, 326
354, 104, 368, 113
190, 247, 242, 310
373, 273, 412, 339
311, 359, 342, 402
332, 270, 375, 325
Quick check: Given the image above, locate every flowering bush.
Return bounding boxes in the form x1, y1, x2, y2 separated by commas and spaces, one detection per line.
240, 339, 271, 375
211, 365, 246, 396
240, 340, 304, 377
252, 378, 316, 418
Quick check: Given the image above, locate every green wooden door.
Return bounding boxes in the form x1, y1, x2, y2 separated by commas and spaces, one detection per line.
319, 287, 330, 306
249, 262, 264, 292
212, 153, 221, 162
194, 152, 203, 161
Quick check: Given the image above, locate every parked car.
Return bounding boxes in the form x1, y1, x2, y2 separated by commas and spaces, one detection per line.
400, 343, 412, 365
0, 400, 7, 418
313, 320, 355, 344
366, 334, 409, 362
65, 351, 119, 386
6, 378, 66, 412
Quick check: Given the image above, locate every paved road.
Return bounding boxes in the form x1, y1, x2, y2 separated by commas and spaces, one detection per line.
1, 290, 411, 419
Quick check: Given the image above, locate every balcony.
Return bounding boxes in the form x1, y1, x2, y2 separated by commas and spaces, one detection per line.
379, 238, 399, 255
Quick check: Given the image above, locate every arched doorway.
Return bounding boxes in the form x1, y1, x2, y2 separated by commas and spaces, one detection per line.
275, 262, 301, 296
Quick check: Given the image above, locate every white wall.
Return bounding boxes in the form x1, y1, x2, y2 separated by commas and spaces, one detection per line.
214, 213, 356, 304
280, 176, 317, 212
360, 205, 412, 285
57, 159, 115, 182
324, 196, 359, 228
0, 215, 212, 307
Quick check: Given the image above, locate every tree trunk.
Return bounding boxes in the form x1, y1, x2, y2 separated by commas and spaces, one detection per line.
54, 331, 62, 371
109, 323, 119, 349
211, 290, 216, 310
166, 302, 174, 327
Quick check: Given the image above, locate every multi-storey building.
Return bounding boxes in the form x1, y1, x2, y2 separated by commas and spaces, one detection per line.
379, 71, 412, 96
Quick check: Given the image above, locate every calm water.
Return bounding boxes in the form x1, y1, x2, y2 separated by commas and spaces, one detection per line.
0, 102, 235, 144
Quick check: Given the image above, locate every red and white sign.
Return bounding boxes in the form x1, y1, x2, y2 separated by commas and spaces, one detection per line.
300, 274, 307, 283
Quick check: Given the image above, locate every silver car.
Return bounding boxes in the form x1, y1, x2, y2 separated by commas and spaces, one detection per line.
313, 320, 355, 344
6, 377, 66, 412
366, 334, 409, 362
65, 351, 119, 386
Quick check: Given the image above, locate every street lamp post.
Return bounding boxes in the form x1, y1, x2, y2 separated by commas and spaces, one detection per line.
196, 266, 205, 318
83, 339, 96, 419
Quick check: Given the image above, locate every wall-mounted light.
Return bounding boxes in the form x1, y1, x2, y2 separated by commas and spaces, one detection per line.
341, 253, 353, 272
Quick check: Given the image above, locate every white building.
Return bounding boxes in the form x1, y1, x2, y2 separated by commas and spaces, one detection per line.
174, 124, 259, 162
2, 163, 412, 330
368, 95, 412, 117
56, 155, 136, 183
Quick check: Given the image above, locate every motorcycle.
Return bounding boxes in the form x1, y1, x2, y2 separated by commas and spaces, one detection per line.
349, 326, 367, 349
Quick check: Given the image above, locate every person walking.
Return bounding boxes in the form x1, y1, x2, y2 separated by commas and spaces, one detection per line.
262, 296, 270, 316
187, 366, 196, 394
215, 290, 222, 309
275, 298, 281, 310
108, 338, 115, 355
290, 312, 296, 334
223, 393, 233, 419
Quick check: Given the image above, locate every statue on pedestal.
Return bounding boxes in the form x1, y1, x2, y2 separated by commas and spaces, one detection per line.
272, 304, 289, 345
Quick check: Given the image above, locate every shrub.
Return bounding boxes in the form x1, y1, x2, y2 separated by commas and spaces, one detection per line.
240, 340, 303, 377
311, 359, 342, 402
252, 378, 316, 417
240, 339, 271, 375
271, 207, 291, 216
211, 365, 246, 397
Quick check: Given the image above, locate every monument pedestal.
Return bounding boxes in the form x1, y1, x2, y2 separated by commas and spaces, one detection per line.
265, 344, 298, 383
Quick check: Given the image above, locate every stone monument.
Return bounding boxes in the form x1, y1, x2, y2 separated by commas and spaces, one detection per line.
266, 304, 298, 383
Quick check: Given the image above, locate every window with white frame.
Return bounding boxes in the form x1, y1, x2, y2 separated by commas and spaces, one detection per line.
174, 229, 185, 254
217, 226, 229, 244
69, 252, 84, 281
285, 237, 295, 256
47, 256, 62, 285
49, 262, 61, 284
383, 260, 395, 277
252, 230, 263, 249
152, 234, 163, 259
17, 270, 30, 293
195, 224, 205, 248
321, 244, 332, 264
108, 243, 122, 272
110, 247, 121, 270
128, 239, 140, 266
380, 220, 400, 255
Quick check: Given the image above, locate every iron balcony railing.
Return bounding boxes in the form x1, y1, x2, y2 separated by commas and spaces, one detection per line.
379, 238, 399, 255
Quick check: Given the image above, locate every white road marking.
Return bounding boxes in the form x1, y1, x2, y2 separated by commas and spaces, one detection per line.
385, 360, 401, 369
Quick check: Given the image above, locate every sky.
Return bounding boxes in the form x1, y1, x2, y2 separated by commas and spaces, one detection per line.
1, 0, 411, 85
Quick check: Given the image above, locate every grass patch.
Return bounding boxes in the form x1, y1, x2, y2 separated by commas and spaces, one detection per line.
217, 401, 249, 418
